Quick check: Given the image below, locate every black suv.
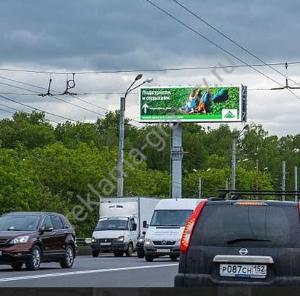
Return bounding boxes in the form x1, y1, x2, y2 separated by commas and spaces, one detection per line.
0, 212, 76, 271
175, 199, 300, 286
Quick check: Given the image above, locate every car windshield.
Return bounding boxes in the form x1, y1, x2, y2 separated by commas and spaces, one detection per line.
150, 210, 193, 226
192, 203, 300, 247
95, 219, 129, 231
0, 215, 41, 231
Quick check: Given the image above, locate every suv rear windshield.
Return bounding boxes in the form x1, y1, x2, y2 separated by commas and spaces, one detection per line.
192, 203, 300, 247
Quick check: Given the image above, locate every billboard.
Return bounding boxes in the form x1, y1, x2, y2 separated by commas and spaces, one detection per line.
139, 85, 247, 123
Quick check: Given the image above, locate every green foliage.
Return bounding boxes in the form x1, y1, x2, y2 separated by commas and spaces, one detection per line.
0, 112, 55, 149
0, 112, 299, 236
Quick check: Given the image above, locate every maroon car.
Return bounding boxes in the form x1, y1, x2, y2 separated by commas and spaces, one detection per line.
0, 212, 76, 271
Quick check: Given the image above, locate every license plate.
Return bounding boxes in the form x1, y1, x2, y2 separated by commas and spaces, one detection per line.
220, 264, 267, 278
100, 242, 111, 246
156, 249, 170, 253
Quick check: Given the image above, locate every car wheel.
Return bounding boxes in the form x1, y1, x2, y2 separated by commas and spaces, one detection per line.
137, 249, 144, 258
60, 245, 75, 269
11, 262, 23, 271
113, 251, 123, 257
125, 243, 133, 257
26, 245, 41, 271
145, 255, 154, 262
170, 254, 179, 261
92, 250, 99, 257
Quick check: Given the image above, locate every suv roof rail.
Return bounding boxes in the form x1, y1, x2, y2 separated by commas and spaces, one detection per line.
216, 189, 300, 200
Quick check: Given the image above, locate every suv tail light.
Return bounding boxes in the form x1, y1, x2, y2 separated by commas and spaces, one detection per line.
235, 201, 267, 206
180, 200, 207, 254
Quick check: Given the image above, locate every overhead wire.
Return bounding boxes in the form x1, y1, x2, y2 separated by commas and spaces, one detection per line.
0, 93, 76, 123
0, 101, 26, 113
0, 75, 143, 126
0, 62, 300, 75
0, 108, 14, 115
0, 76, 107, 119
171, 0, 300, 88
145, 0, 300, 101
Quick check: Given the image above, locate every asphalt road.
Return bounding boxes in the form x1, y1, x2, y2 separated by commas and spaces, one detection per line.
0, 255, 178, 287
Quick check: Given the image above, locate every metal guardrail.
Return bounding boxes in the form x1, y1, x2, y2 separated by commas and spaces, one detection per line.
76, 238, 92, 246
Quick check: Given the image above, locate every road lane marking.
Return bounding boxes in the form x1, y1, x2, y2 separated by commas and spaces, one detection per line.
0, 263, 178, 282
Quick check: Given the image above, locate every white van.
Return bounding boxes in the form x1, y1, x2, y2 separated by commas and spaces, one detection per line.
91, 197, 159, 257
143, 198, 202, 261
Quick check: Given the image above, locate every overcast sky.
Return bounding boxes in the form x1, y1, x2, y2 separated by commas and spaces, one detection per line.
0, 0, 299, 136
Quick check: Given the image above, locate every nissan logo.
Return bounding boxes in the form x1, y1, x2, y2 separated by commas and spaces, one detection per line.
239, 248, 248, 256
162, 240, 167, 245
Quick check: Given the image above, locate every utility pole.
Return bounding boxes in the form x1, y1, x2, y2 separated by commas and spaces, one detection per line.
171, 123, 183, 199
231, 138, 236, 191
295, 166, 298, 202
256, 159, 259, 200
198, 177, 202, 199
117, 96, 125, 197
230, 125, 248, 193
281, 160, 286, 201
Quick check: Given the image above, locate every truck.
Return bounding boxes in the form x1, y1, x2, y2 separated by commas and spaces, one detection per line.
91, 197, 159, 257
143, 198, 203, 262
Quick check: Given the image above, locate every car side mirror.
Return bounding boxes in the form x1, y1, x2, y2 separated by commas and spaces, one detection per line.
132, 223, 137, 231
143, 221, 148, 228
44, 226, 54, 232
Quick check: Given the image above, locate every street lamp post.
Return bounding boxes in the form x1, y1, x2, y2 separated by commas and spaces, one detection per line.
117, 74, 153, 197
256, 159, 259, 200
231, 124, 248, 191
295, 166, 298, 202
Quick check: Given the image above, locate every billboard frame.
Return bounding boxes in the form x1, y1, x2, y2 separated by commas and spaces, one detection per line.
138, 84, 247, 123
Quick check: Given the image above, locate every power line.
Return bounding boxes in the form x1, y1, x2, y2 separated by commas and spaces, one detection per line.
0, 101, 25, 113
0, 108, 14, 115
0, 62, 300, 75
0, 91, 137, 96
145, 0, 300, 101
0, 76, 142, 126
0, 94, 76, 123
0, 76, 107, 119
171, 0, 300, 87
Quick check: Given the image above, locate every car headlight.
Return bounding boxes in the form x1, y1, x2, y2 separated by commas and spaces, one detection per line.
144, 238, 153, 245
138, 238, 144, 243
10, 235, 30, 244
116, 236, 124, 242
91, 237, 96, 243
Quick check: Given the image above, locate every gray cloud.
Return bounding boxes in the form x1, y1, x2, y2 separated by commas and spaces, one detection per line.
0, 0, 299, 136
1, 0, 299, 68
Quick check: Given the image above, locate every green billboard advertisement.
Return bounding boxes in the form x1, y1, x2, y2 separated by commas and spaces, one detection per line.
139, 85, 247, 123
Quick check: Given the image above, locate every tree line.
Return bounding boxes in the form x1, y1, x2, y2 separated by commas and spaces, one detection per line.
0, 111, 299, 236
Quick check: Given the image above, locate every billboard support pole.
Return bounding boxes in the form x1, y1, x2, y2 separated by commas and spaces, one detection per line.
295, 166, 298, 202
282, 160, 286, 201
231, 138, 237, 191
171, 123, 183, 199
